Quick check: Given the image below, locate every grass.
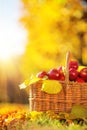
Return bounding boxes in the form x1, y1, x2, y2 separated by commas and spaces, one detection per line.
7, 117, 87, 130
0, 103, 87, 130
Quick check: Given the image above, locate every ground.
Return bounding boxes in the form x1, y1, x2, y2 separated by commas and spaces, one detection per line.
0, 103, 87, 130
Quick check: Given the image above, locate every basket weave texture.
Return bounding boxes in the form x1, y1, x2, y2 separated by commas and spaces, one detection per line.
29, 52, 87, 113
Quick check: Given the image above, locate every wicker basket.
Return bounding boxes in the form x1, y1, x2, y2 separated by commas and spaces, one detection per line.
29, 52, 87, 113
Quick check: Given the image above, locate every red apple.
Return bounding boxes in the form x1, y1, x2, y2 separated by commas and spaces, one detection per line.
48, 68, 60, 80
79, 67, 87, 81
59, 74, 65, 81
69, 68, 78, 81
57, 66, 63, 72
57, 66, 64, 74
57, 66, 65, 81
36, 71, 48, 78
69, 60, 79, 70
76, 77, 84, 83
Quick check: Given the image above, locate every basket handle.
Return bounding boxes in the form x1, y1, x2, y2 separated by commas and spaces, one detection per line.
65, 51, 70, 84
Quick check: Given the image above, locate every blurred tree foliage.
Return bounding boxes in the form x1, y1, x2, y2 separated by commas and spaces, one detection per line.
20, 0, 87, 78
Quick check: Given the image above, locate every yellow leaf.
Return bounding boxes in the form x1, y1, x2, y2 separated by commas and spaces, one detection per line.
41, 80, 62, 94
19, 76, 41, 89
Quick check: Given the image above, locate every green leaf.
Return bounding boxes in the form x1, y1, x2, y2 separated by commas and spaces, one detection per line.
71, 105, 87, 119
41, 80, 62, 94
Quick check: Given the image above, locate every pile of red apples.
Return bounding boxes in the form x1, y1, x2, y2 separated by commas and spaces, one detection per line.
36, 61, 87, 83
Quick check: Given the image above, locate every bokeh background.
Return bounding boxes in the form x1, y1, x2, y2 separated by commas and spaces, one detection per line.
0, 0, 87, 103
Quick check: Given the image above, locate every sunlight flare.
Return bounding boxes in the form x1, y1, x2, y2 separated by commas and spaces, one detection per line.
0, 46, 23, 60
0, 40, 26, 62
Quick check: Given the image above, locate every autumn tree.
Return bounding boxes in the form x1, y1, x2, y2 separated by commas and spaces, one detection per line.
20, 0, 87, 78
